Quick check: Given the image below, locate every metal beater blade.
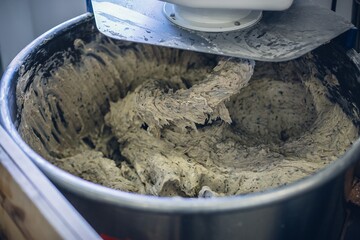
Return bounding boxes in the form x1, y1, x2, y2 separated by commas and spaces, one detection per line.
91, 0, 353, 62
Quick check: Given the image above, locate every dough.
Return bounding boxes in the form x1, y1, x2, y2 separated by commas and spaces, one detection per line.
17, 37, 359, 197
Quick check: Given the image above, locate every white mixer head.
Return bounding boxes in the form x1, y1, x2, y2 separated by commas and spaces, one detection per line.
162, 0, 294, 10
162, 0, 293, 32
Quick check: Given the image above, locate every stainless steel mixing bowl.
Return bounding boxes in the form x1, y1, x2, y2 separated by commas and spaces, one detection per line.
1, 13, 360, 240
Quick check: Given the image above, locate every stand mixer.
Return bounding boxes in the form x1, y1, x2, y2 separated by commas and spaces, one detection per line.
0, 1, 359, 240
90, 0, 352, 61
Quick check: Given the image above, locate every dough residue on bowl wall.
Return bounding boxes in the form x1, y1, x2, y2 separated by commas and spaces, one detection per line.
17, 36, 359, 197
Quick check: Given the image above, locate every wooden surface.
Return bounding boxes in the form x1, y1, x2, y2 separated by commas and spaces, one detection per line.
0, 206, 26, 240
0, 126, 101, 240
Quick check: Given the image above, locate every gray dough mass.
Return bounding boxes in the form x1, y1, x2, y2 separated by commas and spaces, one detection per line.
17, 38, 359, 197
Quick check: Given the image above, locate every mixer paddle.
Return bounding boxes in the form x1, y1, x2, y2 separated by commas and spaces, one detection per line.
90, 0, 353, 62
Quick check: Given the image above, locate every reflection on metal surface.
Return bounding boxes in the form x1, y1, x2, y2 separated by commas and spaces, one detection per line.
91, 0, 353, 61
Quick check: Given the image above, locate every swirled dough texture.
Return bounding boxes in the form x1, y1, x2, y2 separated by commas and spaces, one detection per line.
17, 38, 359, 197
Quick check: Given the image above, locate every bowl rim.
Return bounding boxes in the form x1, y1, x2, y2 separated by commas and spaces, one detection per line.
1, 13, 360, 214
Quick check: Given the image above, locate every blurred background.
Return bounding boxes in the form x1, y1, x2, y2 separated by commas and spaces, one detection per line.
0, 0, 86, 75
0, 0, 354, 75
